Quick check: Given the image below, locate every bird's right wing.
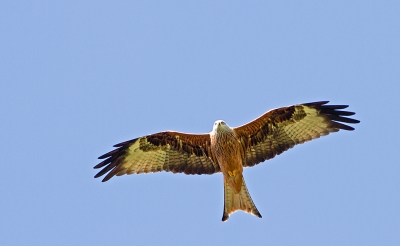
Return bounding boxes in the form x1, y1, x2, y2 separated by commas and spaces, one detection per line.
94, 131, 219, 182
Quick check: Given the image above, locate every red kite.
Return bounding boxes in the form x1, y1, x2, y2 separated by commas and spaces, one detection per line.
94, 101, 359, 221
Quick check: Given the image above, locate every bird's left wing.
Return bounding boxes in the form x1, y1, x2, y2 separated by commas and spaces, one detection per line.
94, 131, 219, 182
233, 101, 360, 167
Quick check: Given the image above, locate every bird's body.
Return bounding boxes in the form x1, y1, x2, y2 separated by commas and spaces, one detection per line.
210, 120, 260, 221
94, 101, 359, 221
210, 120, 243, 193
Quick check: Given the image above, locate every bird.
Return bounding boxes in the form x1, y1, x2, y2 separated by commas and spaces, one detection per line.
94, 101, 359, 221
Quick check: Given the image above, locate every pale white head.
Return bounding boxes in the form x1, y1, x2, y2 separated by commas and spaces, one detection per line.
212, 120, 231, 133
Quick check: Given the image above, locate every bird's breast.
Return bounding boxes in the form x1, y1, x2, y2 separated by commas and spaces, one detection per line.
210, 130, 244, 193
210, 131, 243, 172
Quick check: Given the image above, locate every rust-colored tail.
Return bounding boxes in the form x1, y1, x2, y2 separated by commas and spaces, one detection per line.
222, 177, 262, 222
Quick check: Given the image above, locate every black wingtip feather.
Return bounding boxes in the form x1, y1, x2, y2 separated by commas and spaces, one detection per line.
113, 139, 136, 147
331, 122, 356, 131
326, 110, 355, 116
328, 115, 360, 124
306, 101, 360, 131
303, 101, 330, 106
98, 148, 122, 159
94, 163, 116, 178
321, 104, 349, 110
93, 160, 107, 169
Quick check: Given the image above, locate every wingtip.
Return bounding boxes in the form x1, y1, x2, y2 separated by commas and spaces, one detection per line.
93, 162, 104, 169
93, 173, 103, 179
98, 154, 107, 159
113, 138, 137, 147
303, 101, 330, 106
93, 173, 110, 182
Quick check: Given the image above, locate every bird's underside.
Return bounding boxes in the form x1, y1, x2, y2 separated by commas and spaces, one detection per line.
94, 101, 360, 221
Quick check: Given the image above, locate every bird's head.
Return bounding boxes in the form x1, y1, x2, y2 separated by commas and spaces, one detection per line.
212, 120, 230, 133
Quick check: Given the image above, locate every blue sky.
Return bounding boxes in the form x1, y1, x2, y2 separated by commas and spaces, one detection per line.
1, 1, 399, 245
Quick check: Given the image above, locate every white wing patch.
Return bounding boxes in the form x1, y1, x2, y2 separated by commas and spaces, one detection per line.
121, 140, 169, 175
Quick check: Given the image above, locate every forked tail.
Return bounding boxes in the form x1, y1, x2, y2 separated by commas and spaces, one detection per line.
222, 177, 262, 222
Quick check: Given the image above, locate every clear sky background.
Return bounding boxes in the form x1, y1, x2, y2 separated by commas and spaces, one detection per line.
1, 1, 399, 245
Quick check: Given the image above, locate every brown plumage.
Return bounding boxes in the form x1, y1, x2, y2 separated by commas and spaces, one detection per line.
94, 101, 360, 221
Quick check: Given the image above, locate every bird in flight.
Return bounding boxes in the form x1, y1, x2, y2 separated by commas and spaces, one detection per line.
94, 101, 359, 221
